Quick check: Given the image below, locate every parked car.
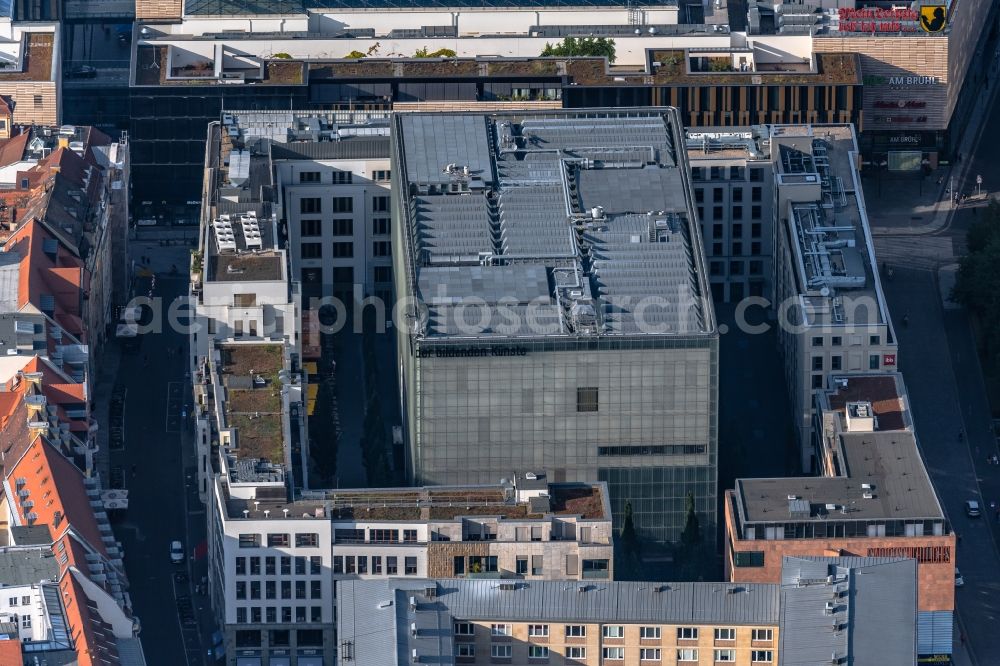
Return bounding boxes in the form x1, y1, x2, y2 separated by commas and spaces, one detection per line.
955, 568, 964, 587
170, 540, 185, 564
66, 65, 97, 79
965, 500, 981, 518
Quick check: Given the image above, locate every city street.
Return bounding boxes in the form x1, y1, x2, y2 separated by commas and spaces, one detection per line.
110, 239, 212, 666
867, 56, 1000, 665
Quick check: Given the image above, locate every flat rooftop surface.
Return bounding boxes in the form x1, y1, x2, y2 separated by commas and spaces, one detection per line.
185, 0, 676, 14
397, 110, 712, 340
736, 374, 942, 523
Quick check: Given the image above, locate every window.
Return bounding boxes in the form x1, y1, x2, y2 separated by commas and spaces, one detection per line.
710, 167, 722, 181
332, 171, 353, 185
311, 606, 322, 623
603, 647, 625, 660
752, 651, 774, 663
300, 198, 321, 214
751, 205, 762, 220
529, 646, 549, 659
250, 581, 260, 599
730, 166, 744, 180
698, 207, 705, 221
238, 534, 260, 548
281, 557, 291, 575
370, 529, 399, 543
715, 649, 736, 661
295, 581, 306, 599
566, 625, 587, 638
713, 187, 724, 203
640, 649, 661, 660
333, 557, 344, 574
869, 355, 880, 370
299, 171, 320, 183
516, 557, 528, 575
732, 206, 743, 220
266, 607, 276, 623
732, 242, 743, 256
236, 607, 247, 624
373, 170, 391, 182
235, 557, 246, 575
33, 95, 42, 109
812, 356, 824, 371
831, 356, 842, 370
296, 607, 306, 623
603, 625, 624, 639
730, 261, 744, 275
732, 223, 743, 238
344, 556, 356, 575
332, 197, 353, 213
265, 581, 276, 600
576, 387, 599, 412
691, 167, 704, 181
236, 581, 247, 600
310, 556, 322, 575
713, 224, 724, 239
749, 260, 763, 275
530, 526, 543, 541
373, 196, 390, 212
832, 336, 842, 346
403, 529, 418, 542
714, 628, 735, 641
373, 241, 391, 257
751, 629, 773, 642
567, 647, 586, 660
734, 551, 764, 567
812, 336, 823, 347
751, 222, 762, 238
640, 627, 660, 639
869, 335, 881, 345
281, 581, 291, 599
710, 261, 724, 276
491, 624, 512, 637
695, 188, 704, 203
373, 217, 390, 235
374, 266, 392, 283
405, 557, 418, 575
295, 557, 307, 575
332, 242, 353, 258
251, 608, 262, 624
812, 374, 824, 389
282, 607, 292, 622
311, 581, 322, 599
677, 628, 699, 640
491, 645, 512, 659
373, 556, 383, 574
455, 622, 474, 636
249, 557, 260, 575
454, 556, 466, 576
332, 218, 353, 236
751, 186, 763, 201
528, 624, 549, 637
713, 206, 723, 219
456, 644, 476, 658
265, 557, 276, 576
299, 219, 322, 237
295, 533, 318, 548
750, 168, 763, 182
677, 649, 699, 662
386, 557, 397, 575
301, 243, 322, 259
751, 241, 761, 255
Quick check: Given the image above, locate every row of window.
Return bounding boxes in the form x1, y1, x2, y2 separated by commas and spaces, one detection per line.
698, 205, 764, 221
712, 222, 764, 239
695, 186, 765, 203
460, 645, 773, 662
235, 555, 322, 576
300, 241, 391, 259
691, 166, 766, 183
811, 334, 881, 347
598, 445, 707, 456
709, 260, 765, 277
236, 579, 322, 601
708, 240, 764, 256
299, 196, 389, 214
299, 217, 390, 237
300, 170, 387, 184
239, 533, 319, 548
332, 554, 418, 575
473, 624, 772, 642
234, 605, 322, 624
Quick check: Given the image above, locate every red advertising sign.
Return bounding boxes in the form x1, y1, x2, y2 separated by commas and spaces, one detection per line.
838, 7, 920, 33
883, 354, 897, 366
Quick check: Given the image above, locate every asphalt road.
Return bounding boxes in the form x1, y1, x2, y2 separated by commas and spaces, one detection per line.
111, 274, 200, 666
869, 68, 1000, 664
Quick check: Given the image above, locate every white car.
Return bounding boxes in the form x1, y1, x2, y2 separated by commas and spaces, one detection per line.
955, 569, 964, 587
170, 540, 185, 564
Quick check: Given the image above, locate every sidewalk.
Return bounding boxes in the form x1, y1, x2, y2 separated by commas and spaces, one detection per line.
867, 46, 1000, 236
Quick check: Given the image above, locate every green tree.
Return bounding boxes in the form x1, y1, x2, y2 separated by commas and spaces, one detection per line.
271, 52, 291, 59
413, 47, 457, 58
680, 491, 702, 547
953, 203, 1000, 374
708, 57, 733, 72
541, 37, 616, 63
345, 50, 366, 59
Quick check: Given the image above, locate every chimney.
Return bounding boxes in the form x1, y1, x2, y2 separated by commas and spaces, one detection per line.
845, 401, 875, 432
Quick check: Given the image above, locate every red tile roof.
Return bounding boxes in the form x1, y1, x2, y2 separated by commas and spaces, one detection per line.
0, 132, 28, 168
61, 571, 121, 666
0, 637, 22, 665
6, 437, 108, 558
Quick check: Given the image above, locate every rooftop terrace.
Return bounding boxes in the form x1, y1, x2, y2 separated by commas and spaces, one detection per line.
397, 109, 714, 341
224, 481, 609, 521
0, 33, 54, 82
184, 0, 677, 14
219, 344, 285, 466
